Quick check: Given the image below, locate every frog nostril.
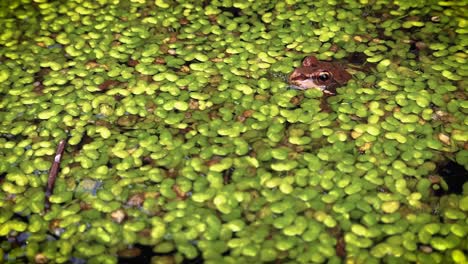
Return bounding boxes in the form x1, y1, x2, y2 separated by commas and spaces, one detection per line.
291, 73, 306, 80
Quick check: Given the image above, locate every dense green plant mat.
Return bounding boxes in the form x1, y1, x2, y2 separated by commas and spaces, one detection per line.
0, 0, 467, 263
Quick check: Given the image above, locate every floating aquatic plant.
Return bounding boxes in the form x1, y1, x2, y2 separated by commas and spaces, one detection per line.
0, 0, 467, 263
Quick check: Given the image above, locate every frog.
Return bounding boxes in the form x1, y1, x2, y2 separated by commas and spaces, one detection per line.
288, 56, 352, 96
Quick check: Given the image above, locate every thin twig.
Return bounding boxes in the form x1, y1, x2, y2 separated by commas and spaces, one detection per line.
45, 139, 67, 212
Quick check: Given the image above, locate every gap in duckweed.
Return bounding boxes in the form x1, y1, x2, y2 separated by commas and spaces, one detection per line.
436, 160, 468, 195
0, 0, 467, 263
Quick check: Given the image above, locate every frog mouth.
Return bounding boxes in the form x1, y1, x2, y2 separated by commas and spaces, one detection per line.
288, 84, 310, 90
288, 78, 337, 95
289, 78, 322, 89
289, 82, 335, 95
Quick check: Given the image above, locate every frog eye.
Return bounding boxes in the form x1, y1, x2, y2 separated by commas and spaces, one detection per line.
317, 71, 332, 82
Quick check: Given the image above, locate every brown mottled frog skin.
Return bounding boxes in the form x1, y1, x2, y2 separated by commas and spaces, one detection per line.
288, 56, 352, 95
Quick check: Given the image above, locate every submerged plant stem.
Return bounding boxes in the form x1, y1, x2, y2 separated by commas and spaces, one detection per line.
45, 139, 67, 211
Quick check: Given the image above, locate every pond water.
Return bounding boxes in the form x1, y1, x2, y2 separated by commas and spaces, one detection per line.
0, 0, 467, 263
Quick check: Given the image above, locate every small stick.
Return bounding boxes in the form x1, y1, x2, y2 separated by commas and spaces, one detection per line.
45, 139, 67, 211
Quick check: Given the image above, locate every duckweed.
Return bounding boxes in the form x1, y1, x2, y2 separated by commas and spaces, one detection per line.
0, 0, 467, 263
